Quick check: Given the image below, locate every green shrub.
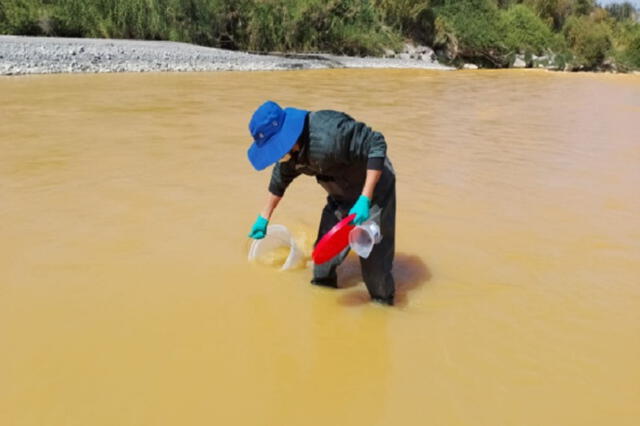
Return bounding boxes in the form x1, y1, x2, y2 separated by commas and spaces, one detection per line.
433, 0, 509, 66
571, 0, 595, 16
0, 0, 398, 55
606, 2, 637, 22
287, 0, 400, 56
48, 0, 99, 37
374, 0, 436, 45
156, 0, 223, 47
502, 4, 554, 55
612, 21, 640, 70
236, 0, 398, 55
621, 31, 640, 69
246, 0, 293, 52
524, 0, 595, 29
563, 15, 612, 69
523, 0, 573, 30
437, 0, 504, 51
0, 0, 45, 35
433, 14, 458, 60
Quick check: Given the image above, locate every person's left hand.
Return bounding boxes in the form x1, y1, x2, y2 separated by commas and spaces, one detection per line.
248, 215, 269, 239
349, 195, 370, 225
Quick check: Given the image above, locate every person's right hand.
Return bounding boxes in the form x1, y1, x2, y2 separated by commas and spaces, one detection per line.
248, 215, 269, 239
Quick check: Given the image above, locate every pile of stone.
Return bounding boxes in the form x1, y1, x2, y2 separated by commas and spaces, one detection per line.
0, 35, 331, 75
384, 43, 482, 70
511, 53, 557, 70
0, 35, 453, 76
384, 43, 439, 64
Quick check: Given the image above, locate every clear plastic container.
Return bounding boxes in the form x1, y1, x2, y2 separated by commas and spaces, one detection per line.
248, 224, 303, 270
348, 219, 382, 259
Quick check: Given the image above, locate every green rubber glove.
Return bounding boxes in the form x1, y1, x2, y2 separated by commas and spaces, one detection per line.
349, 195, 370, 225
248, 215, 268, 239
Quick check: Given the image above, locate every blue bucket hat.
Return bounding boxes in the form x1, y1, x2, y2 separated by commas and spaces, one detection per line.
247, 101, 308, 171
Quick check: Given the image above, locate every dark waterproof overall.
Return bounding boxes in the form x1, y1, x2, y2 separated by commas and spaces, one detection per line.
269, 111, 396, 304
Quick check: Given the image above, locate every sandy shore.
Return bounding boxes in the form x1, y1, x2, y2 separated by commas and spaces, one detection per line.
0, 35, 453, 76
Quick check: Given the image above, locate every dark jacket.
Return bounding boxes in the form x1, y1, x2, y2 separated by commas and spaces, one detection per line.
268, 110, 388, 202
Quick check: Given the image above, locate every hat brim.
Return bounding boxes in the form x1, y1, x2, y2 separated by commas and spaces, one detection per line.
248, 107, 308, 171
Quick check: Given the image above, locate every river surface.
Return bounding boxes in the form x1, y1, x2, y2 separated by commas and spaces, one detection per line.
1, 69, 639, 426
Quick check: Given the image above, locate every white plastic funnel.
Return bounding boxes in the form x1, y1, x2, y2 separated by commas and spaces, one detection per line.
248, 224, 303, 270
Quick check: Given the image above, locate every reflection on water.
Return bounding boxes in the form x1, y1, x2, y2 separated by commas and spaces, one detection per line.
1, 70, 639, 426
337, 253, 431, 307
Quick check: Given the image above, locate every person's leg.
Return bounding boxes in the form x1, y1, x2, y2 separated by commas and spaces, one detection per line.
360, 167, 396, 305
311, 198, 350, 288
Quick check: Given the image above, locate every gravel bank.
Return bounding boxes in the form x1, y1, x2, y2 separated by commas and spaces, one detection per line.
0, 35, 453, 76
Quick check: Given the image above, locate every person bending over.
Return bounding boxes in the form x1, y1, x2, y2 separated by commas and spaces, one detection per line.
247, 101, 396, 306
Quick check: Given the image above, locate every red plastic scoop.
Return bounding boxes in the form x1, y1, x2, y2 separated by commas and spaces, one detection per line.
312, 214, 356, 264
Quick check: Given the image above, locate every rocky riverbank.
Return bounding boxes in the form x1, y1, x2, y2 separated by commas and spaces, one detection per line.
0, 36, 453, 76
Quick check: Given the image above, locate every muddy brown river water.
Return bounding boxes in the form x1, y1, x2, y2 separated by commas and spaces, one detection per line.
1, 69, 639, 425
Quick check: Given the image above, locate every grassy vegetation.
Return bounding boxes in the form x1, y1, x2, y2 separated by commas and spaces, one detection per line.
0, 0, 639, 71
0, 0, 401, 55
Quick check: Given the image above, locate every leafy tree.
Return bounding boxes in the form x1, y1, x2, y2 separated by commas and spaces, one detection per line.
0, 0, 43, 35
563, 14, 612, 69
434, 0, 508, 66
571, 0, 595, 16
612, 20, 640, 70
605, 2, 637, 22
374, 0, 436, 45
292, 0, 399, 56
502, 4, 554, 55
620, 29, 640, 68
524, 0, 573, 30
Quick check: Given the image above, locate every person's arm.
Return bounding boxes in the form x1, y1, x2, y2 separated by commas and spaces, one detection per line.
268, 160, 301, 198
260, 192, 282, 220
361, 168, 382, 200
349, 168, 381, 225
249, 192, 282, 239
336, 113, 387, 224
249, 162, 298, 239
